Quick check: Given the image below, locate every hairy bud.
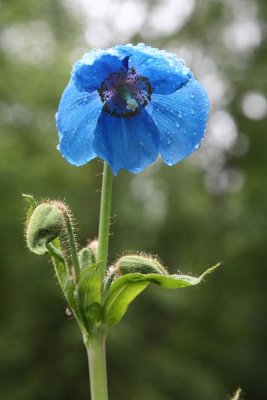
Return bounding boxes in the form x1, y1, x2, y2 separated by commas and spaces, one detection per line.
78, 239, 98, 270
88, 239, 98, 257
26, 202, 65, 255
25, 198, 80, 280
79, 247, 96, 270
115, 254, 167, 276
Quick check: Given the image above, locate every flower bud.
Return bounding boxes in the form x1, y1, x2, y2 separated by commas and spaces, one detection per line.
88, 239, 98, 256
79, 247, 96, 270
115, 254, 167, 276
26, 202, 65, 255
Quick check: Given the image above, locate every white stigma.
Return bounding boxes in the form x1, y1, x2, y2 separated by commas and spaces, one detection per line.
126, 97, 138, 112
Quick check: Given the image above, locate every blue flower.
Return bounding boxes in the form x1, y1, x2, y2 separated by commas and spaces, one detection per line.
56, 44, 209, 175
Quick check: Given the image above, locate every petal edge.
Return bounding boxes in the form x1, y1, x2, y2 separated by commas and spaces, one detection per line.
147, 78, 209, 166
56, 81, 103, 166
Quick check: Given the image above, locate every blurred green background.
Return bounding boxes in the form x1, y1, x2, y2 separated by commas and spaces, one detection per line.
1, 0, 267, 399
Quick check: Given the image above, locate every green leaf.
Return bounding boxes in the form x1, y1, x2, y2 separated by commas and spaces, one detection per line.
103, 263, 219, 327
63, 278, 78, 313
87, 302, 103, 323
76, 264, 102, 328
104, 280, 149, 327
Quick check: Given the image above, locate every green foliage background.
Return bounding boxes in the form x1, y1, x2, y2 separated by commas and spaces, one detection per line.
0, 0, 267, 398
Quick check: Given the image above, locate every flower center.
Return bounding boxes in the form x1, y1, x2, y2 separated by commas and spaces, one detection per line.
98, 67, 152, 118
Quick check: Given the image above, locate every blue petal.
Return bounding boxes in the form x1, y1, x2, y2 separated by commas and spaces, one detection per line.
146, 78, 209, 166
56, 80, 103, 166
73, 49, 126, 92
124, 44, 193, 95
92, 110, 159, 174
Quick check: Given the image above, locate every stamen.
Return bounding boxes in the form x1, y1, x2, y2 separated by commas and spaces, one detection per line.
125, 95, 138, 112
98, 67, 152, 118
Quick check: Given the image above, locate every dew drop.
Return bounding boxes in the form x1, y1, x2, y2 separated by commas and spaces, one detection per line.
65, 307, 72, 318
191, 94, 195, 99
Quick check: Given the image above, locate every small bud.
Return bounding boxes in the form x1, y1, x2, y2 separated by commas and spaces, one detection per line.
115, 254, 167, 276
88, 239, 98, 257
26, 202, 65, 255
25, 199, 80, 280
79, 247, 96, 270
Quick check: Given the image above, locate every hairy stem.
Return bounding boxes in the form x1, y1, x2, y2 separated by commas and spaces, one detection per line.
97, 162, 113, 281
64, 213, 80, 280
85, 163, 113, 399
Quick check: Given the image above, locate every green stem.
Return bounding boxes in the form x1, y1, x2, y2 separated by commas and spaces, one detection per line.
65, 213, 80, 280
86, 332, 108, 400
97, 163, 113, 280
86, 163, 112, 399
47, 243, 65, 263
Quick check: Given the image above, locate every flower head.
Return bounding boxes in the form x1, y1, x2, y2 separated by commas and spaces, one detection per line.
56, 43, 209, 175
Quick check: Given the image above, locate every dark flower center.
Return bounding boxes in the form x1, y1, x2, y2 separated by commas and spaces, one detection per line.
98, 67, 152, 118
